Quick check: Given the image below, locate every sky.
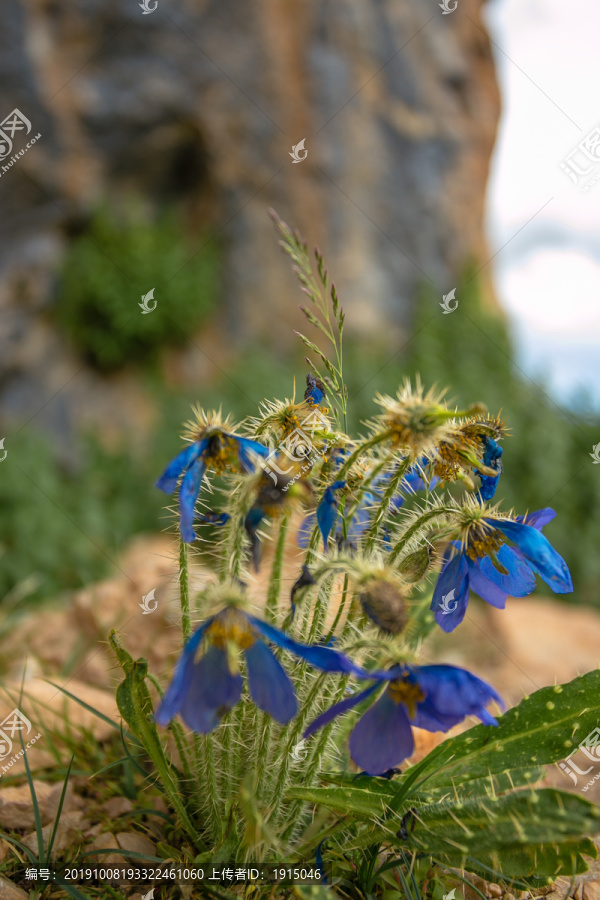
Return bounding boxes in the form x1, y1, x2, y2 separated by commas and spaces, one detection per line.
484, 0, 600, 410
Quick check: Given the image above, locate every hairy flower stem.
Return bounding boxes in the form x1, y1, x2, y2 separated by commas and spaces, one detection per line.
198, 733, 222, 843
178, 539, 191, 642
336, 433, 390, 481
281, 676, 349, 842
362, 456, 413, 553
268, 673, 328, 826
265, 515, 288, 622
388, 506, 457, 564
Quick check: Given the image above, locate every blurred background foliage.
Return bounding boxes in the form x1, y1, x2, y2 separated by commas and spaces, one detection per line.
56, 206, 219, 370
2, 247, 599, 608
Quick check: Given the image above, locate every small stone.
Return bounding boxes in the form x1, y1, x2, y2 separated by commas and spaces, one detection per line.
582, 886, 600, 900
102, 796, 134, 818
88, 832, 125, 867
0, 876, 28, 900
22, 810, 84, 855
488, 885, 502, 898
573, 886, 584, 900
116, 832, 157, 857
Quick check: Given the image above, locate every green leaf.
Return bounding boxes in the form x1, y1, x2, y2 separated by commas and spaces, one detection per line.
109, 631, 204, 847
355, 788, 600, 878
286, 784, 388, 820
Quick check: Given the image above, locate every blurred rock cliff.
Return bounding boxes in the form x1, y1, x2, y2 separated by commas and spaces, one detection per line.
0, 0, 499, 430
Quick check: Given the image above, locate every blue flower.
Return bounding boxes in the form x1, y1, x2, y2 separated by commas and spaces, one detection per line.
475, 436, 503, 501
305, 663, 503, 775
304, 374, 326, 406
316, 480, 346, 548
156, 431, 269, 543
156, 607, 369, 733
431, 508, 573, 633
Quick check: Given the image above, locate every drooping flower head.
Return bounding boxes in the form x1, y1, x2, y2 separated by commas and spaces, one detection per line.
156, 408, 269, 542
156, 601, 371, 734
431, 503, 573, 632
432, 414, 506, 495
244, 466, 313, 569
305, 663, 503, 775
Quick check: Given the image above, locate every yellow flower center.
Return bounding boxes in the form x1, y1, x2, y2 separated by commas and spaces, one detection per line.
207, 608, 255, 651
204, 432, 240, 474
387, 673, 426, 718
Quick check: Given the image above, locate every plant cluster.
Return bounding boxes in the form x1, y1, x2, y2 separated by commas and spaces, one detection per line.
110, 214, 600, 898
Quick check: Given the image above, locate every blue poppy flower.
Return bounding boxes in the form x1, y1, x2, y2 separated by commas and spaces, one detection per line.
316, 480, 346, 548
305, 663, 503, 775
156, 607, 370, 733
431, 508, 573, 633
156, 431, 269, 543
304, 374, 326, 406
475, 436, 503, 501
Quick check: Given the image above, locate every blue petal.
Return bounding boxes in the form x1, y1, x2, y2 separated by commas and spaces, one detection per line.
349, 691, 414, 775
411, 664, 503, 733
179, 456, 207, 543
237, 436, 270, 473
489, 518, 573, 594
431, 552, 470, 633
155, 619, 212, 726
469, 544, 536, 599
180, 644, 243, 733
245, 639, 297, 723
316, 480, 346, 549
478, 474, 500, 501
248, 616, 370, 678
304, 684, 380, 739
516, 508, 556, 531
156, 440, 206, 494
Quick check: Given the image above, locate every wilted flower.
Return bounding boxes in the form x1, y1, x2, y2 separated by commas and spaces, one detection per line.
431, 506, 573, 632
156, 409, 269, 542
433, 415, 505, 490
305, 663, 503, 775
156, 606, 369, 734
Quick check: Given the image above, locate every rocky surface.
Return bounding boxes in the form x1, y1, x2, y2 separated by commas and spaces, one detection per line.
0, 0, 499, 436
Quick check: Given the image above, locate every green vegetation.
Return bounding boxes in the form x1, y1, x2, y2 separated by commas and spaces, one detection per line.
56, 206, 218, 370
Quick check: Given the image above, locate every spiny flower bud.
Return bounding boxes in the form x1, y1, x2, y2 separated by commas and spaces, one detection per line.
358, 578, 408, 634
397, 546, 432, 583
